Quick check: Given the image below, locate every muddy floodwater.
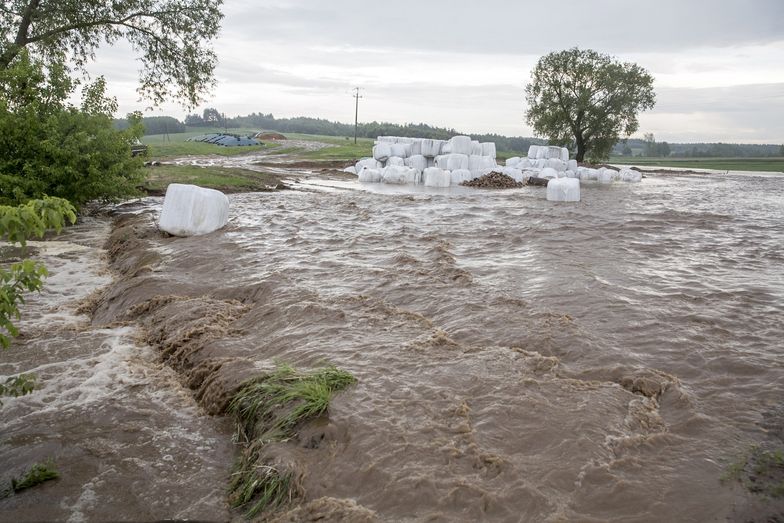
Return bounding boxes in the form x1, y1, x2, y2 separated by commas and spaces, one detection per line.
2, 170, 783, 521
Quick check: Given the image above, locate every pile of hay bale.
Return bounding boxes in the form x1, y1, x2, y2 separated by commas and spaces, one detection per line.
505, 145, 641, 184
346, 135, 513, 187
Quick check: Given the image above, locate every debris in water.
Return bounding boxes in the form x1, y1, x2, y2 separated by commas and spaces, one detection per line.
461, 171, 524, 189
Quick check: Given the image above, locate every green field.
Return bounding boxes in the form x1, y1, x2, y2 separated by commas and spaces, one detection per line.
142, 164, 281, 193
141, 127, 280, 158
611, 156, 784, 173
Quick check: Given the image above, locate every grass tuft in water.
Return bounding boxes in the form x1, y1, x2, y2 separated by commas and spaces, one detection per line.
1, 460, 59, 498
722, 445, 784, 499
227, 363, 356, 518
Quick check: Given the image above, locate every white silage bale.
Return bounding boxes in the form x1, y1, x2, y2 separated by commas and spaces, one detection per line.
441, 141, 453, 154
356, 158, 381, 173
405, 154, 428, 172
421, 139, 443, 157
468, 155, 496, 172
502, 166, 525, 183
620, 169, 643, 183
450, 169, 473, 185
358, 167, 383, 183
548, 146, 562, 160
448, 136, 473, 156
547, 178, 581, 202
564, 170, 578, 179
568, 159, 578, 172
540, 167, 559, 180
373, 143, 392, 161
378, 136, 396, 144
536, 147, 547, 160
471, 141, 483, 156
390, 143, 412, 158
436, 154, 469, 171
423, 167, 451, 188
533, 159, 547, 169
343, 166, 357, 175
426, 157, 436, 168
546, 158, 567, 171
481, 142, 497, 159
387, 156, 405, 167
410, 140, 423, 156
382, 165, 418, 185
520, 158, 533, 169
560, 148, 569, 162
597, 168, 614, 184
527, 145, 539, 159
522, 170, 538, 182
159, 184, 229, 237
506, 157, 522, 168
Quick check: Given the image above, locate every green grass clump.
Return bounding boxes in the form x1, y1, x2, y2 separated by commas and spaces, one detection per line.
142, 165, 282, 193
0, 374, 36, 405
722, 445, 784, 498
2, 460, 59, 498
227, 364, 356, 518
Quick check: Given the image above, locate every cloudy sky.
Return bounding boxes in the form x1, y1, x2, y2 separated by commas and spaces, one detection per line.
89, 0, 784, 144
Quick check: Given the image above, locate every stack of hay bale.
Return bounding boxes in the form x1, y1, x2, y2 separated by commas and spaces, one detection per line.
504, 145, 640, 184
354, 135, 499, 186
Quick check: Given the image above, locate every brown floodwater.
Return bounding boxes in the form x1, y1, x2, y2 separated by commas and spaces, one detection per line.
2, 170, 783, 521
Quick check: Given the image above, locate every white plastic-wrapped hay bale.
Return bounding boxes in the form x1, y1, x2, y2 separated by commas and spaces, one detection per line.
343, 166, 357, 175
620, 169, 643, 183
547, 178, 581, 202
567, 159, 578, 172
382, 165, 418, 184
481, 142, 497, 159
373, 143, 392, 161
421, 139, 443, 158
548, 146, 562, 160
378, 136, 397, 144
469, 155, 496, 172
536, 146, 547, 160
426, 157, 436, 168
441, 141, 453, 154
540, 167, 559, 180
564, 170, 578, 179
405, 154, 428, 172
546, 158, 567, 171
527, 145, 539, 159
390, 143, 412, 158
387, 156, 405, 167
502, 166, 525, 183
533, 159, 547, 169
520, 158, 533, 169
597, 168, 614, 184
523, 170, 538, 181
356, 158, 381, 172
448, 136, 473, 156
505, 157, 522, 168
436, 154, 469, 171
577, 167, 598, 181
410, 140, 423, 156
423, 167, 451, 188
471, 141, 483, 156
451, 169, 473, 185
158, 184, 230, 237
358, 167, 383, 183
560, 147, 569, 162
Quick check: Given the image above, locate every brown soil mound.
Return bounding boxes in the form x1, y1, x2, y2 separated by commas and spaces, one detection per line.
255, 131, 287, 140
461, 171, 524, 189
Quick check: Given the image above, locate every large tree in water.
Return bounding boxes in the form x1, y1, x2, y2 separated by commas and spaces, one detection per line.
525, 48, 656, 163
0, 0, 223, 107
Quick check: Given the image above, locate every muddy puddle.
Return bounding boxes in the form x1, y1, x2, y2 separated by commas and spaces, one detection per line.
2, 169, 784, 521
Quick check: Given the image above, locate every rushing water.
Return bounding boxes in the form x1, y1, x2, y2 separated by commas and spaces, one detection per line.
2, 171, 783, 521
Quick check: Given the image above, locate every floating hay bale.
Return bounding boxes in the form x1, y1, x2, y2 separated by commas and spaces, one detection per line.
461, 171, 524, 189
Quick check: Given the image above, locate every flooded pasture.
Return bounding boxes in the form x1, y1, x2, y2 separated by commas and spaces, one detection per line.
2, 170, 783, 521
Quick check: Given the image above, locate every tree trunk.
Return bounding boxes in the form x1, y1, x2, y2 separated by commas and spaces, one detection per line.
575, 132, 586, 162
0, 0, 40, 69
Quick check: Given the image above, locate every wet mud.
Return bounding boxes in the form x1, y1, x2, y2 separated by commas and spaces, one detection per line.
2, 169, 784, 521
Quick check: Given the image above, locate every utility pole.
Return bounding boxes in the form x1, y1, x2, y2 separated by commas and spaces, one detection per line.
353, 87, 363, 144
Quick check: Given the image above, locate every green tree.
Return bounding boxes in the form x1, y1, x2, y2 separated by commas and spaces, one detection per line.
0, 0, 223, 107
525, 48, 656, 162
0, 52, 145, 206
621, 144, 633, 156
780, 144, 784, 156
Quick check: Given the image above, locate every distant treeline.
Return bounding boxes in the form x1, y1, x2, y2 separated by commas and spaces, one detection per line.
117, 110, 783, 157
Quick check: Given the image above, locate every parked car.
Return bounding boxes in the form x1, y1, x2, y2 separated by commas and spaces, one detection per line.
131, 138, 148, 157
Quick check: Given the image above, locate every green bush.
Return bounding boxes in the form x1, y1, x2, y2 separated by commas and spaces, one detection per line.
0, 52, 144, 207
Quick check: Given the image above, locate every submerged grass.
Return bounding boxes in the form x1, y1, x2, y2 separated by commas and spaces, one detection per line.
1, 460, 59, 498
722, 445, 784, 499
227, 363, 357, 518
142, 165, 282, 194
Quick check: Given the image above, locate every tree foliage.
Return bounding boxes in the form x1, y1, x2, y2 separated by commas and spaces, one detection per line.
525, 48, 656, 162
0, 0, 223, 107
0, 52, 145, 206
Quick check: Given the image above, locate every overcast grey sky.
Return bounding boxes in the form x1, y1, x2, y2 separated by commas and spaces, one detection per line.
89, 0, 784, 143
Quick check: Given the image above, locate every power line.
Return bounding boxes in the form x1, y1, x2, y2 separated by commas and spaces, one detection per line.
353, 87, 363, 144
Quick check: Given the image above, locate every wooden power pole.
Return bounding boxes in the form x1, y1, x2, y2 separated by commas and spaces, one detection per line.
353, 87, 363, 144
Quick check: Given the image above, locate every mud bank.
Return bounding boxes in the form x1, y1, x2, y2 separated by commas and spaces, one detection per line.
75, 169, 784, 521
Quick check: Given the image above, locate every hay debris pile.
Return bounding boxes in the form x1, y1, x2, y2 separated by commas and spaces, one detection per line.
461, 171, 523, 189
